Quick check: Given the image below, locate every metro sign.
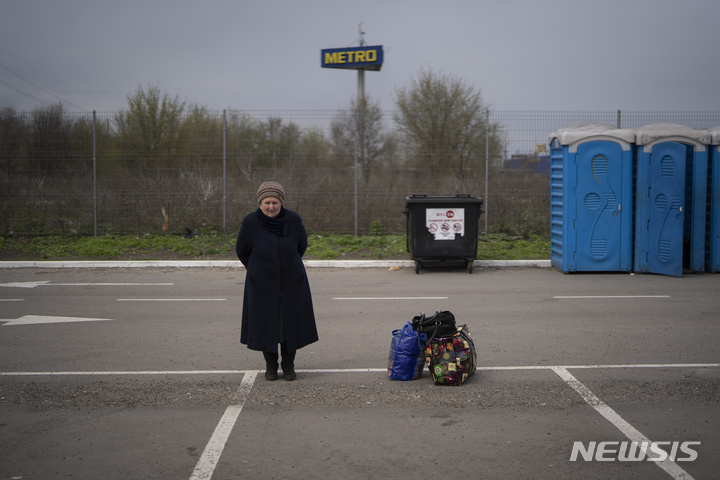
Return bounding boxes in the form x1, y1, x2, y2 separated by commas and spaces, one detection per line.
321, 45, 383, 71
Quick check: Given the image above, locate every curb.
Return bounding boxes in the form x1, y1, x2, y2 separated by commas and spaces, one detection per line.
0, 259, 552, 269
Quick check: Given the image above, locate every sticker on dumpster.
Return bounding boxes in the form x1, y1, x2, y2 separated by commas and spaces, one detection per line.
426, 208, 465, 240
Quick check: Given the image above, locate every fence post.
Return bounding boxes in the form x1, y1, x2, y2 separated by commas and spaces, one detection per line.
223, 109, 227, 233
354, 107, 358, 237
617, 109, 622, 128
93, 110, 97, 237
484, 108, 490, 236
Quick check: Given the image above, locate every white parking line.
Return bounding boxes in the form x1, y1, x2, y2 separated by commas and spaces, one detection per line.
333, 296, 448, 300
189, 371, 257, 480
0, 370, 245, 376
3, 363, 718, 376
117, 298, 226, 302
553, 367, 695, 480
554, 295, 670, 299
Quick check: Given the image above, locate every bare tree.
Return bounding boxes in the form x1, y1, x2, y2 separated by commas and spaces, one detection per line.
394, 69, 498, 178
178, 105, 223, 171
114, 83, 186, 172
0, 107, 28, 176
331, 96, 395, 183
29, 103, 72, 175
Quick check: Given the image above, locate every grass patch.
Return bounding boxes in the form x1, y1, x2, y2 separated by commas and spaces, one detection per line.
1, 232, 237, 260
306, 234, 406, 260
0, 231, 550, 261
476, 233, 550, 260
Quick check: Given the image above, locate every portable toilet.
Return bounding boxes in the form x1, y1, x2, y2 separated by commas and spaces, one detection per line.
633, 124, 710, 276
548, 124, 635, 272
708, 126, 720, 273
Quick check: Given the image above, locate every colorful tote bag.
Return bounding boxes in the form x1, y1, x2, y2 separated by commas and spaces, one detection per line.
423, 324, 477, 386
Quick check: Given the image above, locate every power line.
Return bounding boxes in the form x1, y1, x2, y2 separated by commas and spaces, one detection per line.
0, 62, 87, 111
0, 77, 52, 108
0, 46, 119, 111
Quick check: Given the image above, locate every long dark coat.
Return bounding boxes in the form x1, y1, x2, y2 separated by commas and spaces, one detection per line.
235, 207, 318, 353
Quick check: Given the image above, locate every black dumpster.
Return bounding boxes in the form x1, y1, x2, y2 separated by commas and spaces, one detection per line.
404, 194, 484, 273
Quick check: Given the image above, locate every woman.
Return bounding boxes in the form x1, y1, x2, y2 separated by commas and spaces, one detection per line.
236, 181, 318, 381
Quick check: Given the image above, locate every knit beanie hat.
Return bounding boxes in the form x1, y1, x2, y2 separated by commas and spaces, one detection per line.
256, 181, 285, 204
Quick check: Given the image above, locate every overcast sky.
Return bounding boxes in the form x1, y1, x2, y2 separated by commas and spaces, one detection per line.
2, 0, 719, 113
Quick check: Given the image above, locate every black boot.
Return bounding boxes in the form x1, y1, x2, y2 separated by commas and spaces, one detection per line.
262, 351, 279, 381
280, 343, 296, 381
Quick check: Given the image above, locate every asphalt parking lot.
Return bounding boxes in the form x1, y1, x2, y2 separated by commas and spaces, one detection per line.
1, 264, 719, 479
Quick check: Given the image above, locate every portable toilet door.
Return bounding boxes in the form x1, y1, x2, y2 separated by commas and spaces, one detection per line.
633, 124, 710, 276
548, 124, 635, 272
709, 126, 720, 272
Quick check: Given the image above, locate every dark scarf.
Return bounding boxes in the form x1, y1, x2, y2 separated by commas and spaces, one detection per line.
256, 207, 288, 236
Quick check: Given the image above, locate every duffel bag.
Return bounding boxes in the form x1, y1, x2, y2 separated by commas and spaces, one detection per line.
411, 310, 457, 347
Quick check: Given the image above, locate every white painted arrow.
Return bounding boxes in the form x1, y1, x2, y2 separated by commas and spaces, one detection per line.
0, 315, 113, 326
0, 281, 51, 288
0, 281, 173, 288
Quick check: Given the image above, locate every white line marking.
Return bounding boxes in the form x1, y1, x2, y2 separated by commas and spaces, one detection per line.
553, 367, 695, 480
554, 295, 670, 299
1, 315, 113, 326
189, 370, 257, 480
297, 368, 387, 373
117, 298, 226, 302
0, 281, 50, 288
0, 281, 175, 288
477, 363, 720, 371
333, 296, 448, 300
2, 364, 718, 376
56, 282, 175, 286
0, 299, 24, 301
0, 370, 246, 376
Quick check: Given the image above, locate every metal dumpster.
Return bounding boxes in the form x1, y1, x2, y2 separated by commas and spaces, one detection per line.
404, 194, 483, 273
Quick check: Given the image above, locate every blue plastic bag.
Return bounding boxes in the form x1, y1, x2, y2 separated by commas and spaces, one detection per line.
387, 321, 427, 381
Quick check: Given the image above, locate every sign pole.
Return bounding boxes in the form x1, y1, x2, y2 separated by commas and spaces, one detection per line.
354, 25, 366, 237
320, 25, 383, 237
355, 71, 365, 237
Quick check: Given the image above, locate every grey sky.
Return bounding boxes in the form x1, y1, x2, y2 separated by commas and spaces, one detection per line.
1, 0, 719, 113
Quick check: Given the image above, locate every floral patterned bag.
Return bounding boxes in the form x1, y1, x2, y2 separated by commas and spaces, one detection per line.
423, 324, 477, 386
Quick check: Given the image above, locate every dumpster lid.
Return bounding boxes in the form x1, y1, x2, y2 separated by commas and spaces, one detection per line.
633, 123, 710, 148
709, 126, 720, 145
406, 194, 483, 203
548, 123, 635, 152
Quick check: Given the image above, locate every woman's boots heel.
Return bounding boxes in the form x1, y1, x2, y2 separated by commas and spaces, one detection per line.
262, 352, 279, 381
263, 348, 296, 381
280, 343, 296, 381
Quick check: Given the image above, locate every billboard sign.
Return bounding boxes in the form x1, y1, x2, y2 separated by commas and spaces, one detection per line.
321, 45, 383, 71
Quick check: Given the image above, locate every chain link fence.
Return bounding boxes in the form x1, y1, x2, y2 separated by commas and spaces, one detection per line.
2, 108, 719, 237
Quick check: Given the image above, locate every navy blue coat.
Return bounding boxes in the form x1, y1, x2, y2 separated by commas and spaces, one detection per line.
236, 207, 318, 353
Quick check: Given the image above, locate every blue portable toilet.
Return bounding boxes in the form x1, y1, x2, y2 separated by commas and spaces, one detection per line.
633, 124, 710, 276
548, 124, 635, 272
708, 126, 720, 273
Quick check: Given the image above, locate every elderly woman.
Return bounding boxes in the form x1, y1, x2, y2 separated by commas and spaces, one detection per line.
236, 181, 318, 381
